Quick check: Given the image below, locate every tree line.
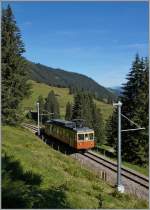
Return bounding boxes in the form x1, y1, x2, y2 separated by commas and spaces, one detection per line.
65, 92, 105, 145
34, 91, 60, 122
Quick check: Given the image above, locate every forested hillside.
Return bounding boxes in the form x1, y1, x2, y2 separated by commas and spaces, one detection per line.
22, 80, 113, 121
26, 61, 116, 103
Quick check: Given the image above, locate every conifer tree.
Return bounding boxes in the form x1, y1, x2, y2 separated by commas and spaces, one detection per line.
121, 55, 148, 165
72, 92, 105, 145
45, 91, 60, 119
65, 102, 72, 120
105, 110, 118, 152
72, 92, 83, 120
106, 54, 149, 165
2, 5, 30, 125
92, 105, 105, 145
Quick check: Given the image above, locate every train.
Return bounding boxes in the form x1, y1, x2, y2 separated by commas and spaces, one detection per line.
40, 119, 95, 151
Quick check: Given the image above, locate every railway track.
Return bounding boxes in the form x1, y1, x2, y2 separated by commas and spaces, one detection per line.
23, 123, 149, 192
84, 151, 149, 189
22, 123, 39, 133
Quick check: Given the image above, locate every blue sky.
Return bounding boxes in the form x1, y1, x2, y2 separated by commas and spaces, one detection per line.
3, 2, 148, 87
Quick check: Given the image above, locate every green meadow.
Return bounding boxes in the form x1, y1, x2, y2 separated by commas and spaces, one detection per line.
2, 126, 148, 209
22, 80, 113, 120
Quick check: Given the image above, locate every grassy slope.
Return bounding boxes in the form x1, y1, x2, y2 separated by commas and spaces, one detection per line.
22, 80, 113, 120
94, 147, 148, 176
2, 126, 148, 209
22, 80, 148, 176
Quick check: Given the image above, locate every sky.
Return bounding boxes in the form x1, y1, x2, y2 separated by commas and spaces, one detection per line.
3, 1, 149, 87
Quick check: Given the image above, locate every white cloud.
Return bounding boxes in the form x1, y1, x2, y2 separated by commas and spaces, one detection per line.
24, 21, 32, 26
118, 43, 148, 50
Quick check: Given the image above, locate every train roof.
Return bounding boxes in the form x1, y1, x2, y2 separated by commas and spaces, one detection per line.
46, 119, 94, 132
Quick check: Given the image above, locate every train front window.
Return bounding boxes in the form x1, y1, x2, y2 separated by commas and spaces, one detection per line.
78, 134, 84, 140
85, 134, 88, 140
89, 133, 94, 140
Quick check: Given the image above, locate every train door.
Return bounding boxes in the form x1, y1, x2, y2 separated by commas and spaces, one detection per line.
69, 132, 76, 148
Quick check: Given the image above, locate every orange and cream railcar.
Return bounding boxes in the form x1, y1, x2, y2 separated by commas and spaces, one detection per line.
44, 119, 95, 150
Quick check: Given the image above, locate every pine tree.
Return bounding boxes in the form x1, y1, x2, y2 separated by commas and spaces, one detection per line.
2, 5, 30, 125
72, 92, 105, 145
121, 55, 148, 165
92, 105, 105, 145
105, 113, 116, 147
65, 102, 72, 120
72, 92, 83, 120
45, 91, 60, 119
106, 54, 149, 165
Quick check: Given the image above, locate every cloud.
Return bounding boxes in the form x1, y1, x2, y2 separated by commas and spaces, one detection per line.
118, 43, 148, 50
53, 29, 107, 36
24, 21, 32, 26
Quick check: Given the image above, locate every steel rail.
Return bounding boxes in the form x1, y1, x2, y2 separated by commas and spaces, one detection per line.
22, 123, 149, 189
22, 123, 39, 131
84, 151, 149, 189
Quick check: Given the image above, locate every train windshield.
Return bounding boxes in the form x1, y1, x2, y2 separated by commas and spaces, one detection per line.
78, 134, 84, 140
78, 133, 94, 140
89, 133, 94, 140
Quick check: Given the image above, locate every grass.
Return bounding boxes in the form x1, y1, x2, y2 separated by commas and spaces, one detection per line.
122, 161, 149, 176
22, 80, 113, 120
22, 80, 73, 118
2, 126, 148, 209
94, 147, 149, 176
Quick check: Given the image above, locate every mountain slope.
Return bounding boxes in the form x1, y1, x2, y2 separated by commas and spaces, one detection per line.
22, 80, 113, 121
2, 126, 148, 208
107, 87, 122, 96
26, 61, 116, 102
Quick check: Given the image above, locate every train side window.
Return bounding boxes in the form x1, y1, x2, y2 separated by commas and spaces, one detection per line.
85, 134, 88, 140
89, 133, 94, 140
78, 134, 84, 140
56, 127, 59, 135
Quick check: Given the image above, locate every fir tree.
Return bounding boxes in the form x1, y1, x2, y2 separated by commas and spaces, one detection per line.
65, 102, 72, 120
106, 54, 149, 165
92, 105, 105, 145
72, 92, 83, 120
72, 92, 105, 145
2, 5, 30, 125
105, 114, 115, 147
45, 91, 60, 119
121, 55, 148, 165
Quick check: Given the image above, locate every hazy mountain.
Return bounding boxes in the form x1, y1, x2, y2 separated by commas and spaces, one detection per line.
107, 86, 122, 96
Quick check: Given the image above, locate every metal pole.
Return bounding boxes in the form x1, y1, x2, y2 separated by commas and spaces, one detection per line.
37, 102, 40, 136
113, 101, 124, 193
41, 112, 42, 125
117, 101, 124, 193
117, 101, 121, 187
